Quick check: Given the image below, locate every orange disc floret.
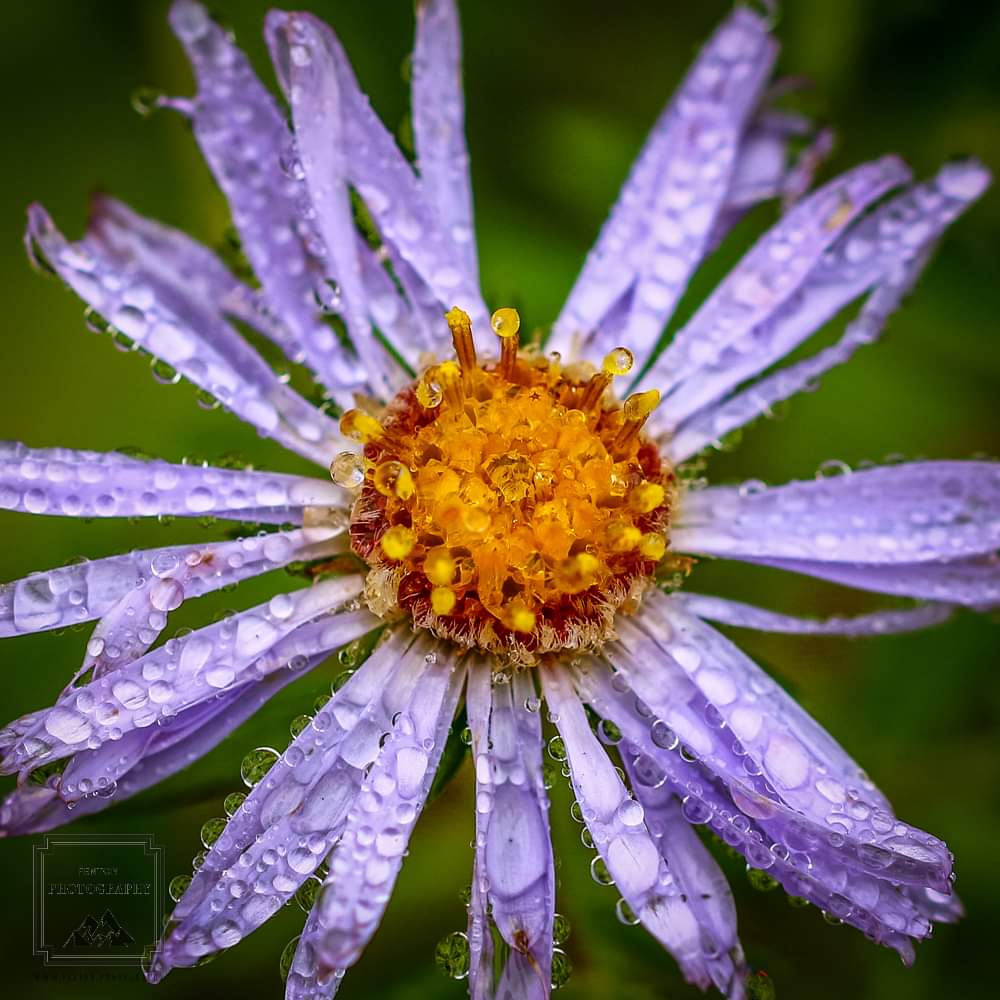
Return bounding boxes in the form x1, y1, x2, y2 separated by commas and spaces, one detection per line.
340, 308, 674, 664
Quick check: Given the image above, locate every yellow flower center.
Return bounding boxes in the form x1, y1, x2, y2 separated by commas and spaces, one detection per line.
333, 307, 676, 664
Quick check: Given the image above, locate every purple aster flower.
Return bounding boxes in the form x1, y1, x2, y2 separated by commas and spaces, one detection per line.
1, 1, 994, 997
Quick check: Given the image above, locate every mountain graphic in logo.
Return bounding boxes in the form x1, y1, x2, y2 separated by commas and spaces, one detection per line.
63, 908, 136, 949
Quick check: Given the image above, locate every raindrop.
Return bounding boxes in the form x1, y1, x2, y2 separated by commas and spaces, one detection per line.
434, 930, 470, 980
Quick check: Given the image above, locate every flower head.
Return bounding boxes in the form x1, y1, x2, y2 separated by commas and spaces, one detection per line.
1, 1, 995, 998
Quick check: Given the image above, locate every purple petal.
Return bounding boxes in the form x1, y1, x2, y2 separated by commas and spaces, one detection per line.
467, 664, 554, 1000
148, 626, 421, 982
271, 14, 401, 401
309, 648, 465, 971
639, 155, 910, 399
167, 0, 370, 402
88, 194, 291, 356
625, 593, 954, 889
745, 552, 1000, 608
655, 159, 990, 437
674, 461, 1000, 566
412, 0, 478, 280
0, 442, 343, 522
575, 661, 935, 961
540, 662, 714, 990
0, 528, 336, 640
265, 13, 488, 350
66, 527, 342, 692
285, 908, 345, 999
26, 205, 344, 466
619, 756, 745, 997
0, 638, 370, 837
674, 592, 955, 635
2, 576, 364, 776
550, 8, 777, 359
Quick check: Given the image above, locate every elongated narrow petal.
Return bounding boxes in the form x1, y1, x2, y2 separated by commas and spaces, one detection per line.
0, 442, 344, 522
2, 576, 364, 775
412, 0, 478, 280
467, 665, 554, 1000
309, 648, 465, 971
551, 7, 777, 359
620, 755, 745, 997
674, 462, 1000, 571
26, 206, 345, 466
626, 592, 954, 888
65, 527, 342, 691
639, 156, 910, 400
540, 663, 714, 990
747, 552, 1000, 607
89, 194, 290, 350
0, 527, 336, 640
272, 14, 402, 401
674, 592, 955, 635
265, 12, 488, 351
147, 627, 423, 982
0, 624, 374, 838
285, 906, 345, 1000
167, 0, 370, 402
655, 159, 990, 437
574, 661, 934, 962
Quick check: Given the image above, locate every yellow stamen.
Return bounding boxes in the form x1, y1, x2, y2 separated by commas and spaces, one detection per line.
579, 346, 634, 411
424, 546, 456, 586
445, 306, 477, 373
373, 460, 415, 500
491, 307, 521, 381
638, 533, 666, 560
502, 598, 536, 633
380, 525, 416, 560
615, 389, 660, 452
340, 408, 383, 444
628, 481, 665, 514
430, 586, 457, 615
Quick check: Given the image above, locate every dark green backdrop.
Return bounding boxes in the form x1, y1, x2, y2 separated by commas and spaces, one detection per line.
1, 1, 997, 997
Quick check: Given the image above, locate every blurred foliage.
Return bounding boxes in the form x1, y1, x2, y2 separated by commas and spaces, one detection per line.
0, 1, 998, 998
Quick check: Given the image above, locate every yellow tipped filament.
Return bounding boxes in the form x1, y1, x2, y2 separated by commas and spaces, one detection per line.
340, 408, 383, 444
616, 389, 661, 452
373, 460, 415, 500
431, 361, 465, 409
431, 586, 457, 615
638, 533, 666, 560
445, 306, 477, 373
579, 346, 635, 411
491, 307, 521, 380
380, 525, 416, 560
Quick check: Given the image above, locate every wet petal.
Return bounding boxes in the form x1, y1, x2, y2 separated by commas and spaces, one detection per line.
674, 461, 1000, 567
540, 662, 711, 988
2, 576, 364, 775
265, 12, 488, 351
575, 660, 935, 962
0, 442, 343, 523
66, 527, 342, 691
0, 635, 371, 836
626, 593, 954, 890
745, 552, 1000, 608
467, 664, 554, 999
167, 0, 369, 402
620, 758, 745, 997
412, 0, 478, 281
657, 159, 991, 440
551, 7, 777, 359
26, 205, 345, 465
675, 592, 955, 635
309, 648, 465, 971
639, 156, 911, 400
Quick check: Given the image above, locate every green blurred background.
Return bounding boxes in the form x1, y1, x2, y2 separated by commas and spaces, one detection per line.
1, 0, 998, 997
